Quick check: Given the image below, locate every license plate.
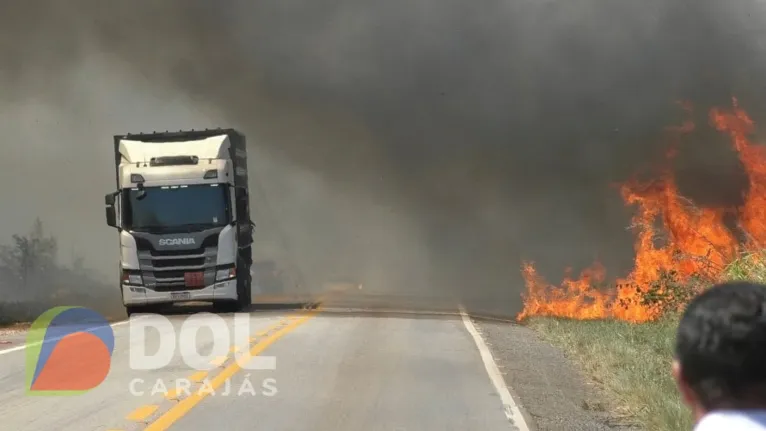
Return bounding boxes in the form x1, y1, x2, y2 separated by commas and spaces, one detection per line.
184, 272, 205, 287
171, 292, 191, 300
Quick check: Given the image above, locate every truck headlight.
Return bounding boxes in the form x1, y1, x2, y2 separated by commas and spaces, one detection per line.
122, 270, 143, 286
216, 267, 236, 282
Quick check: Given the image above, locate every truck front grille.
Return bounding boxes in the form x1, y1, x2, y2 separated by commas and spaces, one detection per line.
131, 234, 224, 292
137, 248, 219, 292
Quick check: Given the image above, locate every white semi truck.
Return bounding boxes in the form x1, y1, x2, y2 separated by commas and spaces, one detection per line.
104, 129, 254, 315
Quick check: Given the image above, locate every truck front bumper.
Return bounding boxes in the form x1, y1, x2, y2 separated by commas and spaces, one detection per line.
122, 279, 238, 306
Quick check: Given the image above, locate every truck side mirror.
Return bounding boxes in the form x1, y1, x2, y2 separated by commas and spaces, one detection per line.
105, 206, 117, 228
105, 192, 118, 228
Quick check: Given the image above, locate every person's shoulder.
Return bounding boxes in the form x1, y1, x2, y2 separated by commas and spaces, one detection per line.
696, 411, 766, 431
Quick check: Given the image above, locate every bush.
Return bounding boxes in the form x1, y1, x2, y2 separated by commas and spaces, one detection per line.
0, 218, 122, 325
723, 251, 766, 283
627, 250, 766, 321
632, 269, 707, 317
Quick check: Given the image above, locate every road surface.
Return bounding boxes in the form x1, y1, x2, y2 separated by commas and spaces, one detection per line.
0, 295, 532, 431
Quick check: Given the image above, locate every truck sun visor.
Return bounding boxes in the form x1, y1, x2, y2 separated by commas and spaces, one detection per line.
149, 155, 199, 166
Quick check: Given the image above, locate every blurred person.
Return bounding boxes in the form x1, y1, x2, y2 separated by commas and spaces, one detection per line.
673, 281, 766, 430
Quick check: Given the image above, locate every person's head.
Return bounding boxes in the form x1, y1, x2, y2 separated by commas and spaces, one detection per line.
673, 281, 766, 420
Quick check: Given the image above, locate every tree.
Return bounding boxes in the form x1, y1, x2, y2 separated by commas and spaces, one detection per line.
0, 218, 58, 287
70, 247, 86, 275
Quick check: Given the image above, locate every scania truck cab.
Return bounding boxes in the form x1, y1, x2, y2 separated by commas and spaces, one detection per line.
104, 129, 254, 315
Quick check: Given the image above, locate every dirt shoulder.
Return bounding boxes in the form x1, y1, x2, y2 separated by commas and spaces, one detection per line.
472, 318, 641, 431
0, 323, 30, 347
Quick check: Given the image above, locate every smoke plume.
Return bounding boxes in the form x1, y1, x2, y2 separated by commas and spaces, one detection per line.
1, 0, 766, 316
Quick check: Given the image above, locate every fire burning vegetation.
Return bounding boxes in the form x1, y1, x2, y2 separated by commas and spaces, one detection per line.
518, 98, 766, 323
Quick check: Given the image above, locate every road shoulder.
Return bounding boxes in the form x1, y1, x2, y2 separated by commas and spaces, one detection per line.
471, 318, 640, 431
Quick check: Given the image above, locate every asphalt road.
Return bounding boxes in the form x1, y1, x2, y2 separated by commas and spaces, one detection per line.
0, 296, 532, 431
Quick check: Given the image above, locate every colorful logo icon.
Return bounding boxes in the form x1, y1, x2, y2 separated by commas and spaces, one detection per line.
25, 306, 115, 396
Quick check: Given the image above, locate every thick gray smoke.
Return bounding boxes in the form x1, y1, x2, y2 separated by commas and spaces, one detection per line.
2, 0, 766, 317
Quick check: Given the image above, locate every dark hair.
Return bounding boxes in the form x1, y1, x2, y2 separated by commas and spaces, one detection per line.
675, 281, 766, 409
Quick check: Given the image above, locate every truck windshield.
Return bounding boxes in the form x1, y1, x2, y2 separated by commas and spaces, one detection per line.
122, 184, 230, 233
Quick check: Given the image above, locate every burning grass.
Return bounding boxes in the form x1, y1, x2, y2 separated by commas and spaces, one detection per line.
518, 98, 765, 323
519, 99, 766, 430
525, 257, 764, 431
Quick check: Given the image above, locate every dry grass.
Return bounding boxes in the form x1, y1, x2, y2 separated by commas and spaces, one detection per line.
0, 291, 124, 327
528, 315, 690, 431
723, 250, 766, 283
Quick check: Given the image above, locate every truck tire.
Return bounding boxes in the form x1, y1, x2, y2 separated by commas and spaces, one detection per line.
239, 269, 252, 310
126, 304, 164, 316
231, 260, 252, 312
213, 259, 251, 313
125, 305, 148, 316
213, 301, 233, 313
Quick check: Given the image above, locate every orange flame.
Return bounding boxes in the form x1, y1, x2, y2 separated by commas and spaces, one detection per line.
517, 98, 763, 323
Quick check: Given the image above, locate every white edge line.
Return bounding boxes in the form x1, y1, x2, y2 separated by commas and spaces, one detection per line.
0, 316, 141, 356
460, 305, 531, 431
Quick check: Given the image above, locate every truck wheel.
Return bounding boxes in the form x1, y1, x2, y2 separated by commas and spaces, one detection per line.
213, 261, 251, 313
229, 272, 248, 312
212, 300, 232, 313
239, 270, 252, 310
213, 286, 245, 313
233, 258, 251, 310
126, 304, 162, 316
125, 305, 144, 316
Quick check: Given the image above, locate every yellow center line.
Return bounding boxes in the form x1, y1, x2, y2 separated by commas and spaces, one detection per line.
118, 318, 290, 424
126, 404, 159, 422
188, 371, 208, 383
165, 388, 183, 401
144, 312, 318, 431
209, 356, 228, 367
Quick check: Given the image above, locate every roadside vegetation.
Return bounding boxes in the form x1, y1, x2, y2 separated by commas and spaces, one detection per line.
527, 315, 687, 430
526, 254, 766, 431
0, 218, 122, 326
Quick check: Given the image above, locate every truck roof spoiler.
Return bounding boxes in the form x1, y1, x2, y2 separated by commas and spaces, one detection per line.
116, 128, 243, 143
